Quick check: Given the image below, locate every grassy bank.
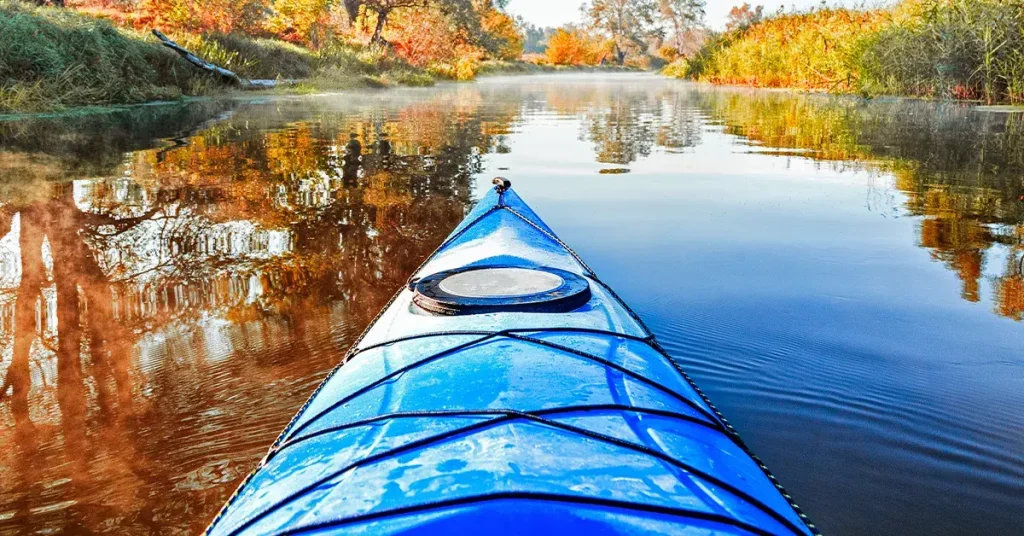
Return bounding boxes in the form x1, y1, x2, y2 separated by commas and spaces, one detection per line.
666, 0, 1024, 104
0, 1, 439, 114
0, 1, 202, 112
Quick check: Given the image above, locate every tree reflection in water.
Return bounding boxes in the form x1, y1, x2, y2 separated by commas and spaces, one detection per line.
694, 88, 1024, 320
1, 79, 1024, 535
0, 93, 507, 534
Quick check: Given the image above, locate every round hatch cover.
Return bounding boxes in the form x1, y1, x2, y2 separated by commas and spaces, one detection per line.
413, 266, 591, 315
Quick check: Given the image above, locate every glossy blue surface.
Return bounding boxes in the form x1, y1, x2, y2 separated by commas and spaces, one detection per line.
206, 186, 814, 536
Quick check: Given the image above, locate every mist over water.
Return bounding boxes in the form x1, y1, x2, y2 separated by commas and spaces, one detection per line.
0, 74, 1022, 535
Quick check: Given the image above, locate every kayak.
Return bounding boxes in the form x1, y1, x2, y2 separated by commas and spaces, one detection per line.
206, 180, 818, 536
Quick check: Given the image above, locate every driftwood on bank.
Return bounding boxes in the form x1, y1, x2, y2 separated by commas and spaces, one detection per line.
152, 30, 292, 89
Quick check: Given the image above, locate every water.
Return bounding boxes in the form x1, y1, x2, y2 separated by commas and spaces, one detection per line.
0, 74, 1022, 535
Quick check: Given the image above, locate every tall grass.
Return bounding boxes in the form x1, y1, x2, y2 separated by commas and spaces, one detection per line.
0, 2, 440, 113
856, 0, 1024, 103
178, 33, 317, 80
668, 8, 889, 92
667, 1, 1024, 104
0, 0, 202, 113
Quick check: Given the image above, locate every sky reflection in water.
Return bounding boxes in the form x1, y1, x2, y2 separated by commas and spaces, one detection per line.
0, 74, 1021, 535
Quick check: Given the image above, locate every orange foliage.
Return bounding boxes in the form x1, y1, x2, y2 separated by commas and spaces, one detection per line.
72, 0, 523, 60
481, 7, 523, 60
545, 28, 608, 66
996, 271, 1024, 321
387, 7, 469, 66
137, 0, 270, 35
657, 43, 680, 63
264, 0, 341, 45
385, 7, 526, 78
73, 0, 346, 46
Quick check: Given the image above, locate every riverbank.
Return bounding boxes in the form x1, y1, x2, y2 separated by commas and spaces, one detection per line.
665, 0, 1024, 105
0, 1, 445, 114
477, 60, 641, 76
0, 2, 647, 115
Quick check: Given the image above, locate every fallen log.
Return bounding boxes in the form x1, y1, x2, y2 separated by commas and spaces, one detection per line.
153, 30, 299, 90
153, 30, 300, 90
153, 30, 245, 86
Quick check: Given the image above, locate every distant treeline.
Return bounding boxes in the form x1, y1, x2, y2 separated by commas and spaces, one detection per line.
666, 0, 1024, 104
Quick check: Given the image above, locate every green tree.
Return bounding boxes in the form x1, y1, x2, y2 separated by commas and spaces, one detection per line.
518, 19, 557, 54
583, 0, 661, 63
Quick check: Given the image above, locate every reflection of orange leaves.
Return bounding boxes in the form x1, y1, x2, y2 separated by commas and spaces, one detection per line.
918, 217, 990, 302
0, 153, 65, 200
224, 303, 271, 323
952, 250, 983, 302
265, 125, 327, 177
919, 217, 990, 251
363, 172, 413, 209
996, 273, 1024, 320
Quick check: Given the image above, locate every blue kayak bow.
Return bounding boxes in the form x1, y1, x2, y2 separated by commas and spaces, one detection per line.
206, 180, 818, 536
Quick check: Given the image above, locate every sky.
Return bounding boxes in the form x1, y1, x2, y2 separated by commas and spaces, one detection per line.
507, 0, 887, 31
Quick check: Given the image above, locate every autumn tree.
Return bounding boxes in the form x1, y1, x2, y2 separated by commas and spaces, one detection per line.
658, 0, 704, 55
583, 0, 661, 64
352, 0, 483, 48
359, 0, 430, 46
265, 0, 340, 44
725, 3, 764, 31
480, 0, 524, 60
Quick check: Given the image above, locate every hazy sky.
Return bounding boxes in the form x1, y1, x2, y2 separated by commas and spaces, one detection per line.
507, 0, 886, 31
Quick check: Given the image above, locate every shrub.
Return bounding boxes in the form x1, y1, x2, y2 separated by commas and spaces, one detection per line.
545, 28, 608, 66
661, 58, 690, 78
427, 56, 481, 81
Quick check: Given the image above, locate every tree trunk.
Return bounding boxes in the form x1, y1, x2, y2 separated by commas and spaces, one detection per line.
344, 0, 362, 23
370, 11, 388, 47
613, 42, 626, 65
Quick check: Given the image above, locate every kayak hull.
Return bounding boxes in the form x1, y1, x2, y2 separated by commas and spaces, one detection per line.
206, 185, 815, 536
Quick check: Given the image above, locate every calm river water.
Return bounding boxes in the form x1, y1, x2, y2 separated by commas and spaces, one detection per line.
0, 74, 1022, 535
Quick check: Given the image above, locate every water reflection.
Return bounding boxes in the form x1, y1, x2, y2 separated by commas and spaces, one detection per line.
692, 88, 1024, 319
0, 77, 1022, 535
0, 93, 505, 534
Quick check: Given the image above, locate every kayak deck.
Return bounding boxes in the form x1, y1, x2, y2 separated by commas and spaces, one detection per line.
206, 184, 816, 536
